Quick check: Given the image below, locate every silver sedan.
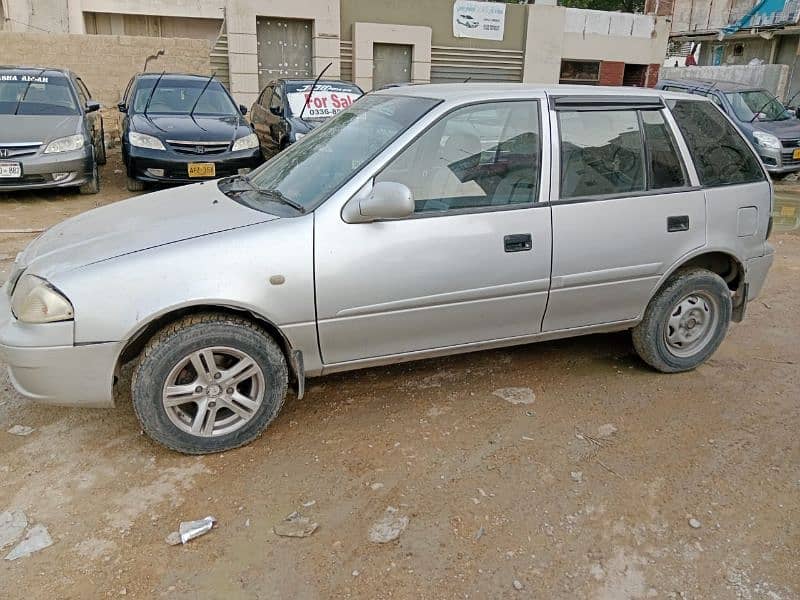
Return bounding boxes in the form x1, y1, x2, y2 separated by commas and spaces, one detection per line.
0, 84, 774, 453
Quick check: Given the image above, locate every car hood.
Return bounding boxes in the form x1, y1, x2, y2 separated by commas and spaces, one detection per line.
130, 113, 250, 142
19, 182, 278, 278
0, 115, 81, 144
753, 118, 800, 139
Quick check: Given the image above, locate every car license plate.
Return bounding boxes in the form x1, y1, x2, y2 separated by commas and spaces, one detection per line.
793, 148, 800, 160
0, 161, 22, 178
188, 163, 215, 178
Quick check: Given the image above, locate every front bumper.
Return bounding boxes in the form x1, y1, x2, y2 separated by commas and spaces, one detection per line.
758, 146, 800, 174
0, 147, 93, 192
0, 285, 119, 407
744, 243, 775, 301
126, 144, 262, 184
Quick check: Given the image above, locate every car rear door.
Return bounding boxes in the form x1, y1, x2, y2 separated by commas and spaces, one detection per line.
314, 97, 553, 365
543, 94, 707, 331
249, 84, 273, 155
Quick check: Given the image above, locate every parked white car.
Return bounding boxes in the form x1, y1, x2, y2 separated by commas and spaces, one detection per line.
0, 84, 774, 454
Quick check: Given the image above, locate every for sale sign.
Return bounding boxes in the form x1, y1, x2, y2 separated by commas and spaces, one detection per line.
453, 0, 506, 41
287, 83, 362, 120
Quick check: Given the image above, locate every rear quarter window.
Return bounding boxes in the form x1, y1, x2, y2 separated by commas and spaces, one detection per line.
668, 99, 764, 187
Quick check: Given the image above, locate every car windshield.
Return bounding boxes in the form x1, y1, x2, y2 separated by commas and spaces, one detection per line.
0, 71, 79, 115
242, 94, 439, 211
131, 78, 238, 115
285, 81, 363, 121
726, 90, 789, 122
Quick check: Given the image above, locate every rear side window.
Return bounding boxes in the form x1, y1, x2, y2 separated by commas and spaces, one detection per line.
559, 110, 645, 199
641, 111, 686, 189
668, 99, 764, 187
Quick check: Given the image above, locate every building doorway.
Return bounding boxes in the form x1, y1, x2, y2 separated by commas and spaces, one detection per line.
373, 43, 412, 89
256, 17, 312, 89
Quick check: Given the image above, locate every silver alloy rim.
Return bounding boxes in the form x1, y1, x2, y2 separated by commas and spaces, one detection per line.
663, 291, 719, 358
162, 346, 265, 437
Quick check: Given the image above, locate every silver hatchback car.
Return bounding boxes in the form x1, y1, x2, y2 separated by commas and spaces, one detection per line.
0, 85, 775, 454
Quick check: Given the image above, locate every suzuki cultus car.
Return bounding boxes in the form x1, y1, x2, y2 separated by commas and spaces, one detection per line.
1, 85, 774, 454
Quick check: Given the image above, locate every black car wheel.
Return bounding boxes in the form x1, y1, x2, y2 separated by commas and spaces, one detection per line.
95, 124, 107, 166
126, 176, 146, 192
79, 161, 100, 195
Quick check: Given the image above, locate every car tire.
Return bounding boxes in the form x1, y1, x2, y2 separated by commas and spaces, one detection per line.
126, 176, 146, 192
131, 313, 289, 454
632, 268, 732, 373
96, 125, 107, 166
79, 162, 100, 195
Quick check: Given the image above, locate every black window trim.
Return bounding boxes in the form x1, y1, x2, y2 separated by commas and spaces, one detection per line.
555, 105, 696, 203
370, 98, 546, 221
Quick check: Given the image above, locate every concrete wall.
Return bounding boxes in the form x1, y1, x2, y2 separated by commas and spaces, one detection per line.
0, 31, 211, 106
669, 0, 759, 33
662, 64, 790, 98
2, 0, 70, 33
340, 0, 527, 50
523, 4, 670, 84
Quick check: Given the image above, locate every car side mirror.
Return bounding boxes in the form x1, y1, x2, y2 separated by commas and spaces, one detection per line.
795, 106, 800, 119
117, 102, 127, 113
239, 104, 248, 116
86, 100, 101, 113
342, 181, 414, 223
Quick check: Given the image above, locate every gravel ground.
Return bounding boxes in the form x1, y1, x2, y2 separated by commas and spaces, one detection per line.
0, 156, 798, 599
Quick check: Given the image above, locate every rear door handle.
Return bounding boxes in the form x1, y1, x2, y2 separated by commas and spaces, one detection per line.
504, 233, 532, 252
667, 215, 690, 232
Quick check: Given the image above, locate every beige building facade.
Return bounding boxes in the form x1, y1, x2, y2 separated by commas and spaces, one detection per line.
1, 0, 671, 105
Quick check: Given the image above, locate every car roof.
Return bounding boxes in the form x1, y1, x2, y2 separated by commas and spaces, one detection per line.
371, 83, 714, 103
279, 78, 360, 85
658, 78, 763, 93
0, 66, 73, 76
134, 72, 218, 81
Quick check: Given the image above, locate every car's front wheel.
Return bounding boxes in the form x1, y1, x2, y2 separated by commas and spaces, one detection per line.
632, 268, 732, 373
131, 313, 288, 454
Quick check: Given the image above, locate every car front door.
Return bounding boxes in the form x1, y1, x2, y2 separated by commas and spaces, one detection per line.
250, 84, 273, 155
265, 83, 285, 156
314, 98, 553, 365
543, 95, 707, 331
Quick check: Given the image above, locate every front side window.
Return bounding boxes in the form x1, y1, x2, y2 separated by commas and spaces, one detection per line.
244, 94, 440, 211
131, 78, 238, 115
559, 110, 645, 199
0, 71, 79, 115
668, 99, 764, 187
270, 86, 283, 113
376, 101, 541, 213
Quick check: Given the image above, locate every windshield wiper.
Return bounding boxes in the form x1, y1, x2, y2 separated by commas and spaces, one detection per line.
143, 71, 165, 118
13, 68, 46, 115
188, 71, 216, 132
298, 62, 333, 123
223, 176, 305, 213
749, 89, 800, 123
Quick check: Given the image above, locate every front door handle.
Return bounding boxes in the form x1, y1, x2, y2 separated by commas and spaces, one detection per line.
667, 215, 690, 232
504, 233, 532, 253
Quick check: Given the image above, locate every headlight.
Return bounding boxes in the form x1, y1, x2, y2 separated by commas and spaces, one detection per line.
294, 133, 305, 141
43, 134, 86, 154
11, 275, 74, 323
232, 133, 259, 152
753, 131, 781, 150
129, 132, 166, 151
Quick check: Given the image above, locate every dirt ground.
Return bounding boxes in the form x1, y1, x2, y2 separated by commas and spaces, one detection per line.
0, 153, 798, 599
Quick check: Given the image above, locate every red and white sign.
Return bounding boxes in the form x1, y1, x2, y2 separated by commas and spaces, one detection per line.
287, 85, 361, 119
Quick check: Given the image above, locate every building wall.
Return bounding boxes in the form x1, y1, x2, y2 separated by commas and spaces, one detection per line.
0, 31, 210, 105
662, 63, 790, 98
2, 0, 70, 33
340, 0, 527, 50
667, 0, 759, 34
523, 5, 670, 85
84, 12, 222, 42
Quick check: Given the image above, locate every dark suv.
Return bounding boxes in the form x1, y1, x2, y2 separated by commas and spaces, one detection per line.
118, 73, 262, 191
656, 78, 800, 176
0, 66, 104, 194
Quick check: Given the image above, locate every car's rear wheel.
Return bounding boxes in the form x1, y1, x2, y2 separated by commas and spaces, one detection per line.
632, 268, 732, 373
131, 313, 288, 454
79, 162, 100, 195
126, 176, 146, 192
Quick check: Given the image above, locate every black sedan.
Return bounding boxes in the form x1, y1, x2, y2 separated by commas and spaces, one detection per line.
118, 73, 262, 191
250, 79, 363, 158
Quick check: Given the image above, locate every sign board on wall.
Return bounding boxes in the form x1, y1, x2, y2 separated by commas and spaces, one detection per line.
453, 0, 506, 41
